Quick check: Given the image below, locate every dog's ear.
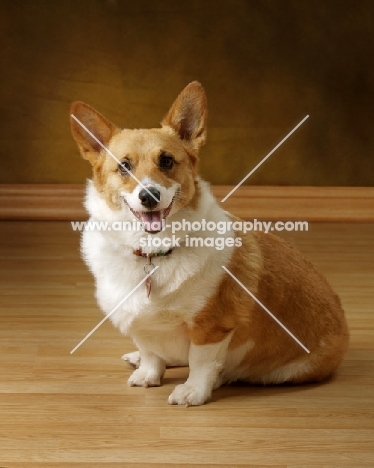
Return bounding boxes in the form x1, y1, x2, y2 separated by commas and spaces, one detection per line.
70, 102, 118, 164
162, 81, 207, 152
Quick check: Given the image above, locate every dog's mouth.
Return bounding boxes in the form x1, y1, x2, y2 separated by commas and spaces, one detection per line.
129, 200, 173, 233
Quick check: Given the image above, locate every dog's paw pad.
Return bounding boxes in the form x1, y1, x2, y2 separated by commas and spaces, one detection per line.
122, 351, 141, 369
127, 368, 161, 388
168, 383, 207, 406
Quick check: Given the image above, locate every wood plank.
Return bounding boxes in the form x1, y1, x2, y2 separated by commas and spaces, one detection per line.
0, 221, 373, 465
0, 184, 373, 221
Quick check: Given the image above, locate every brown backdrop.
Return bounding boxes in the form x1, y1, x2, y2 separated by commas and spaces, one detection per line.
0, 0, 373, 186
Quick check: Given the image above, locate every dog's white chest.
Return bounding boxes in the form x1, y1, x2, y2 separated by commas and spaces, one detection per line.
82, 223, 233, 337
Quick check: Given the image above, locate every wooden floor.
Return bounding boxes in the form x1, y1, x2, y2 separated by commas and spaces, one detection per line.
0, 221, 373, 467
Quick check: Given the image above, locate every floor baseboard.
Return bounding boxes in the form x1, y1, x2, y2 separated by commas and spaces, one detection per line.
0, 184, 373, 221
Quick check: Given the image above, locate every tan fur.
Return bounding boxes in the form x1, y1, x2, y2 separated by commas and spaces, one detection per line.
71, 81, 349, 397
189, 231, 349, 384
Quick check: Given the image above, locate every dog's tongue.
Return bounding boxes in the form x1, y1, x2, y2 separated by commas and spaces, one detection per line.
139, 211, 163, 233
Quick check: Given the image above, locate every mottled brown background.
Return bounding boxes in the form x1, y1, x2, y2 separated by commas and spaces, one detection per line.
0, 0, 373, 186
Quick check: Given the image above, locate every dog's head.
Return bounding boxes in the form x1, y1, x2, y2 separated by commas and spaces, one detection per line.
70, 82, 207, 233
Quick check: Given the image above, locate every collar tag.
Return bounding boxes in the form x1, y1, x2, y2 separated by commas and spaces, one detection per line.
143, 254, 155, 298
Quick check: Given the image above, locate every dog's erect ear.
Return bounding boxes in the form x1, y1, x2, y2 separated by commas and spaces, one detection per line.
70, 102, 118, 164
162, 81, 207, 152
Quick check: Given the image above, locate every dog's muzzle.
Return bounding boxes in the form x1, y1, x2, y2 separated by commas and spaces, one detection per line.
126, 186, 174, 234
139, 187, 160, 209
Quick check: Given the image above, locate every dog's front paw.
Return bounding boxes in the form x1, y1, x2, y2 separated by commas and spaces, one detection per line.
127, 368, 161, 388
168, 383, 209, 406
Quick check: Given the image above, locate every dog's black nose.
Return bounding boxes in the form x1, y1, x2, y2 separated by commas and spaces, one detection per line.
139, 187, 160, 209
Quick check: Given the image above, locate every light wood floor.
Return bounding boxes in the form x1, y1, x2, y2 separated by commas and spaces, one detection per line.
0, 221, 373, 467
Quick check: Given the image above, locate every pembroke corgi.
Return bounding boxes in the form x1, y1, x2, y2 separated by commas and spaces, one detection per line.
70, 81, 349, 406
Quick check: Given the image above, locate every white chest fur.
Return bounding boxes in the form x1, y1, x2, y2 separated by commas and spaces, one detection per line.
81, 179, 235, 339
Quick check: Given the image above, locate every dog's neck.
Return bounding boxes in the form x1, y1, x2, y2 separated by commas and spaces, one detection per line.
133, 248, 173, 258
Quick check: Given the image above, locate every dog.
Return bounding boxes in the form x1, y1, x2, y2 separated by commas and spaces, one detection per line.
70, 81, 349, 406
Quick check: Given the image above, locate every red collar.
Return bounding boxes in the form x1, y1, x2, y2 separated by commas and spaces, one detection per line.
133, 248, 173, 258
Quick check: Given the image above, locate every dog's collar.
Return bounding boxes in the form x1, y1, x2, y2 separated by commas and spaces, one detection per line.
133, 248, 173, 258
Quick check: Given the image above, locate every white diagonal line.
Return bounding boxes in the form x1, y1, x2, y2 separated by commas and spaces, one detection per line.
71, 114, 160, 204
221, 115, 309, 203
222, 266, 310, 353
70, 266, 159, 354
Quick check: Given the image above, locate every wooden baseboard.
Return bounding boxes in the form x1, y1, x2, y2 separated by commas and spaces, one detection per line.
0, 184, 86, 221
0, 184, 373, 222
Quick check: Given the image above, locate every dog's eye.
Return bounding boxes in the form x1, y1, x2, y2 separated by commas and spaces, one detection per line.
159, 153, 174, 169
118, 160, 131, 175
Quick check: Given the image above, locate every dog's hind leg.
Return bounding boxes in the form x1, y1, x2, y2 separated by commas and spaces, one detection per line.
127, 347, 166, 388
122, 351, 141, 369
122, 350, 188, 369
